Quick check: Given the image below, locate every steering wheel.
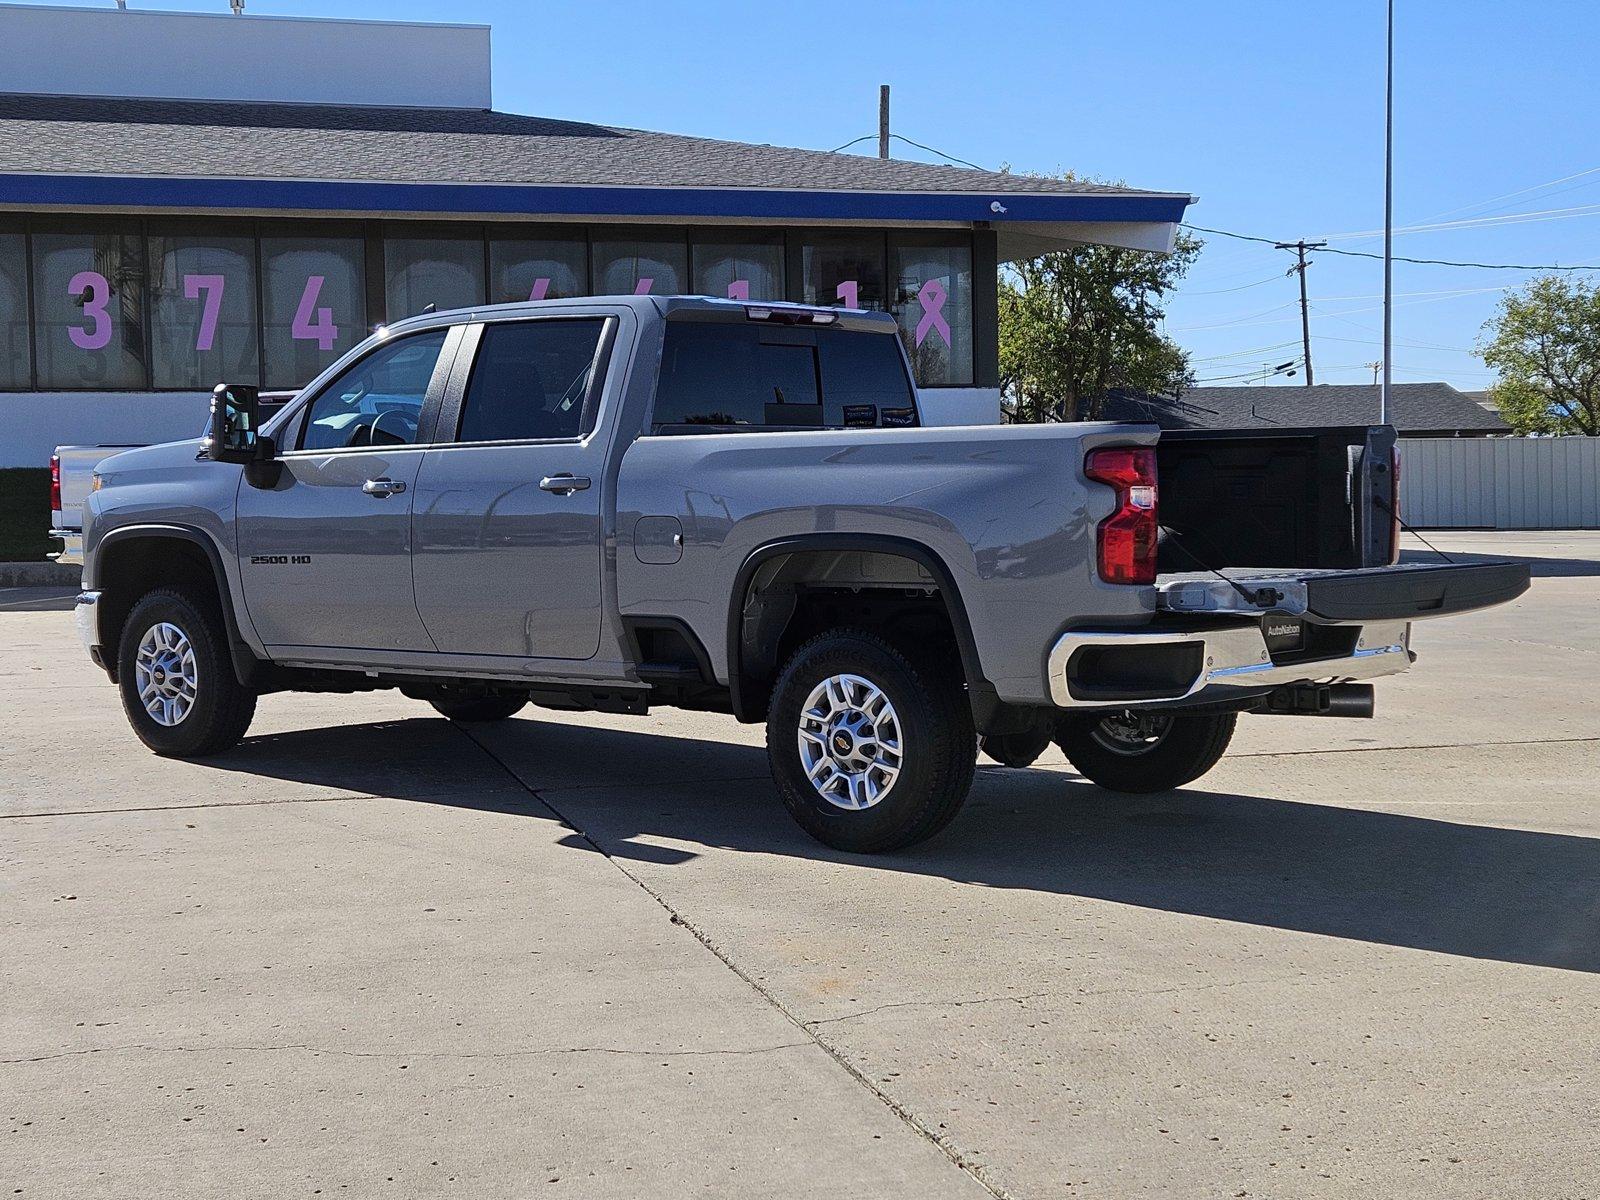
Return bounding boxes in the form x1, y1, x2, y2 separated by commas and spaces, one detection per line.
368, 409, 419, 446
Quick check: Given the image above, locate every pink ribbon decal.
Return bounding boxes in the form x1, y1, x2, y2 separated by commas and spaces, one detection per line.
913, 278, 951, 348
528, 278, 551, 301
633, 277, 654, 295
836, 280, 859, 308
727, 279, 749, 300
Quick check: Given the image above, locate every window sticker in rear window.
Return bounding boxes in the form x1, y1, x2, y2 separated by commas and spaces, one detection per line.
842, 404, 877, 428
880, 406, 917, 427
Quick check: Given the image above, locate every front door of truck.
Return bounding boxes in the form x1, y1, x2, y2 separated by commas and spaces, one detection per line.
410, 316, 615, 660
235, 327, 458, 652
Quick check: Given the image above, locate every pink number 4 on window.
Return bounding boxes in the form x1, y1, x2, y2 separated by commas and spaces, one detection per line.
291, 275, 338, 351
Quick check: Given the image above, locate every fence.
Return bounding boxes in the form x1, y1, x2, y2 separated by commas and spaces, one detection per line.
1398, 436, 1600, 529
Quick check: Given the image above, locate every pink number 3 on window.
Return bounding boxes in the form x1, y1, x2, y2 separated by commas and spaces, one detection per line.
68, 270, 113, 351
291, 275, 338, 351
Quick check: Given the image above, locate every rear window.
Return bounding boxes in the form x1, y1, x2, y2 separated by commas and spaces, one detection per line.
651, 322, 918, 432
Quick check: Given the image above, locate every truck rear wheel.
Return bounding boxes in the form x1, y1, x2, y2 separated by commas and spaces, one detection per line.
1054, 709, 1236, 793
116, 587, 257, 758
766, 629, 975, 853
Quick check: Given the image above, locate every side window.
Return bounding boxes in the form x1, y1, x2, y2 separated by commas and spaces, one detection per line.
299, 330, 448, 451
652, 323, 822, 430
456, 318, 609, 443
652, 322, 916, 432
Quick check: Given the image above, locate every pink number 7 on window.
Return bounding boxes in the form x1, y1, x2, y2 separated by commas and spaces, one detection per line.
291, 275, 338, 351
183, 274, 225, 352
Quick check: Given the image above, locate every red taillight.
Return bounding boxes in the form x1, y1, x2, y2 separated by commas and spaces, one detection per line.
1085, 446, 1159, 585
49, 454, 62, 514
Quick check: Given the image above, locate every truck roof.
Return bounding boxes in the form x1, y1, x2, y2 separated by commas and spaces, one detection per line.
381, 294, 901, 337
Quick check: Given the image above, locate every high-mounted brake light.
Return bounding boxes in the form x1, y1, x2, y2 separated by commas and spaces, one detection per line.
49, 453, 62, 515
1084, 446, 1159, 585
744, 305, 836, 326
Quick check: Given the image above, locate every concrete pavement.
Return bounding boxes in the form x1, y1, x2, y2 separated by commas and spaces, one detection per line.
3, 531, 1597, 1198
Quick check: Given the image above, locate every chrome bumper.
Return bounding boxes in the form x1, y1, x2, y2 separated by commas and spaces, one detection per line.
75, 590, 101, 657
1048, 620, 1412, 708
50, 529, 83, 567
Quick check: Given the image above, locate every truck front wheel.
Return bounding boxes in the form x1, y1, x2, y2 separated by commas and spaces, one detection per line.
766, 629, 975, 853
116, 587, 258, 758
1054, 709, 1236, 793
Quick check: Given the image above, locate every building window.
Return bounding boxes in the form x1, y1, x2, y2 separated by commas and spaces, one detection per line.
488, 236, 587, 303
800, 232, 887, 312
0, 232, 29, 389
691, 232, 783, 301
31, 230, 147, 390
890, 235, 973, 387
261, 237, 367, 390
384, 236, 485, 320
147, 233, 260, 388
591, 234, 685, 296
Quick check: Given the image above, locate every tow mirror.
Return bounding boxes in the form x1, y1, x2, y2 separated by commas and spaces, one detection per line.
206, 383, 273, 465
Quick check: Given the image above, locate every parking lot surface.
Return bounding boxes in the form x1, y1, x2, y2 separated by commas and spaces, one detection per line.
3, 531, 1597, 1199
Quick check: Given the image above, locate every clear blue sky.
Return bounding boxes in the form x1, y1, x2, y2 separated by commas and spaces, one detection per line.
38, 0, 1600, 390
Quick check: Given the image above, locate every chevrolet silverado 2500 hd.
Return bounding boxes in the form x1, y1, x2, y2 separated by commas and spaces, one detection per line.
74, 296, 1530, 852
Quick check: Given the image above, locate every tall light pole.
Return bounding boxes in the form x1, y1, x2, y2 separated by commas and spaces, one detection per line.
1381, 0, 1394, 425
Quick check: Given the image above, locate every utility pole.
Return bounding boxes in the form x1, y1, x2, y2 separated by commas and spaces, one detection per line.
878, 85, 890, 159
1366, 360, 1382, 385
1275, 239, 1326, 387
1381, 0, 1394, 425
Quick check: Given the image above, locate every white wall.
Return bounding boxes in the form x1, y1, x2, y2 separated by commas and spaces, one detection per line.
2, 393, 210, 468
919, 388, 1003, 427
1399, 436, 1600, 529
0, 4, 491, 109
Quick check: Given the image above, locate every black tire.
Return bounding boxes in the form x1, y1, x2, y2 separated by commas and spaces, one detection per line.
1054, 709, 1236, 793
979, 725, 1053, 768
429, 695, 527, 722
116, 587, 257, 758
766, 629, 975, 853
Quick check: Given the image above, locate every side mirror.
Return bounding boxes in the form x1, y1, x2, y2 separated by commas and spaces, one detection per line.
205, 383, 270, 464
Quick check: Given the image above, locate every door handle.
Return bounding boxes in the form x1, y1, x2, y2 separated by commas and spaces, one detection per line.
539, 474, 592, 495
362, 477, 406, 498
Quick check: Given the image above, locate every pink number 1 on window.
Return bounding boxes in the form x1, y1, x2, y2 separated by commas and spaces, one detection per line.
292, 275, 338, 351
183, 274, 225, 352
836, 280, 859, 309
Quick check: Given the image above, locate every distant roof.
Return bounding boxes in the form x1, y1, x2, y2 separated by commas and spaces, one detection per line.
1102, 382, 1512, 435
0, 93, 1191, 232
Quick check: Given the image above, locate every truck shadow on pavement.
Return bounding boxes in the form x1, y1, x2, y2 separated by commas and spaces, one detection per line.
213, 713, 1600, 976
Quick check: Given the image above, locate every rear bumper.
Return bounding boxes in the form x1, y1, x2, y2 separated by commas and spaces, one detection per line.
1048, 619, 1412, 708
50, 529, 83, 566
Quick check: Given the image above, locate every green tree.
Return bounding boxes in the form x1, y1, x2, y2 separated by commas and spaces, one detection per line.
1479, 275, 1600, 436
999, 191, 1200, 423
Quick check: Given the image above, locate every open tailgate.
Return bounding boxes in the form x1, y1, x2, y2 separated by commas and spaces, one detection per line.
1158, 560, 1531, 623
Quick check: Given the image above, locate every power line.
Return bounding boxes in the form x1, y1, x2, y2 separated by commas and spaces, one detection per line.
1183, 223, 1600, 272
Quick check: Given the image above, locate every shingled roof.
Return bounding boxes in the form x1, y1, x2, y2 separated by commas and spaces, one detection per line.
1101, 382, 1512, 436
0, 92, 1186, 205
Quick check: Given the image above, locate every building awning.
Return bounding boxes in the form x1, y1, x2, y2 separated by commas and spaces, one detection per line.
0, 94, 1193, 257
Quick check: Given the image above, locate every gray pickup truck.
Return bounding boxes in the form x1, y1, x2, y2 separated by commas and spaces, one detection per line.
74, 296, 1528, 851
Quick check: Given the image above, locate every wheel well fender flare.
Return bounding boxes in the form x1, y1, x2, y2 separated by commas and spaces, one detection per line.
724, 533, 992, 722
95, 523, 261, 688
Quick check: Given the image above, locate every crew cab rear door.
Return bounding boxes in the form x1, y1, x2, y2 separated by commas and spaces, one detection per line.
409, 314, 618, 660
